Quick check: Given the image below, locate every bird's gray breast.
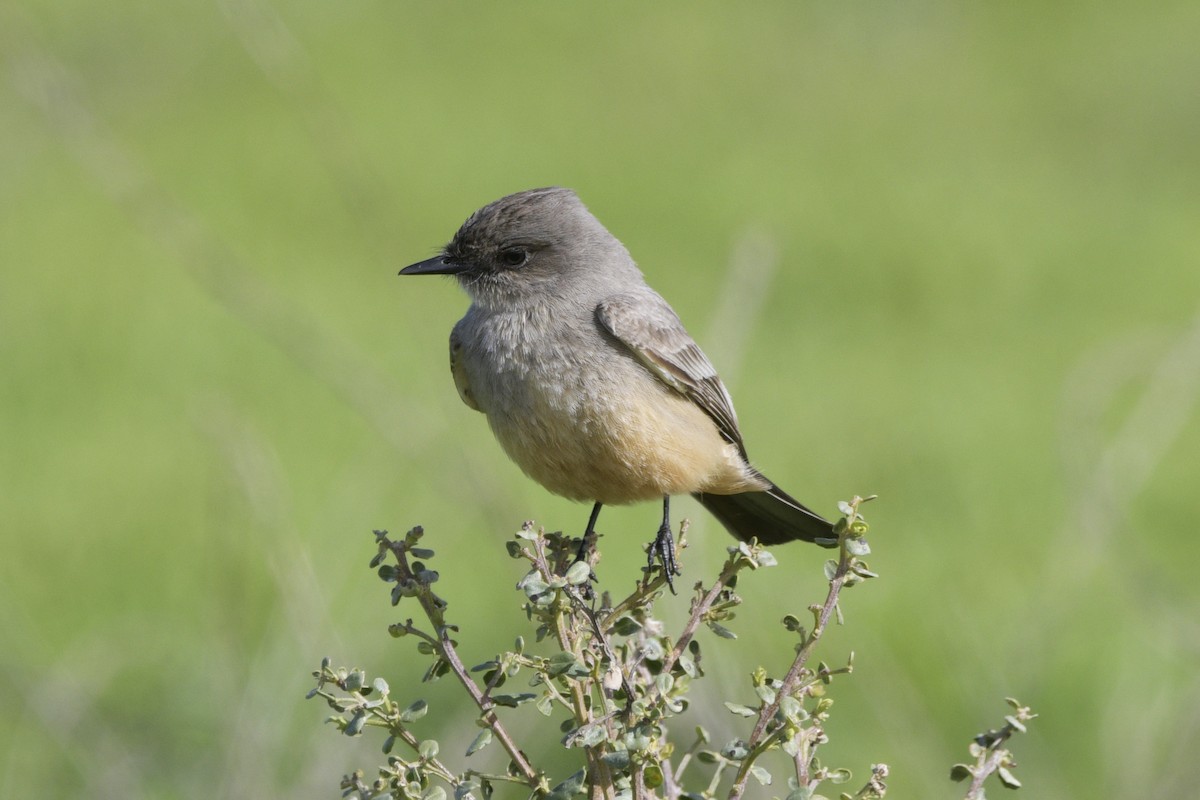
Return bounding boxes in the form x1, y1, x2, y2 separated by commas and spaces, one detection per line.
456, 303, 618, 423
453, 302, 656, 500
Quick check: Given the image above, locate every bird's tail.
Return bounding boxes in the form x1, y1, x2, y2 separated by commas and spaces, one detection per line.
692, 475, 835, 547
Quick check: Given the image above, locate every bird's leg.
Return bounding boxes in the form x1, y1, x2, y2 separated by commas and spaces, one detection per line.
649, 494, 682, 593
574, 501, 603, 564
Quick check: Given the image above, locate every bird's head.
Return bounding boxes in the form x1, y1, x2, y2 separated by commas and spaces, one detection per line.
400, 187, 639, 310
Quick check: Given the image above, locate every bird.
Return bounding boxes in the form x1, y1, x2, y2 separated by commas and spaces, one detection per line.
400, 187, 833, 586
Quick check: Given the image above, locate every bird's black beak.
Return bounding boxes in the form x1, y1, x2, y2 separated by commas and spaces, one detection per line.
399, 255, 466, 276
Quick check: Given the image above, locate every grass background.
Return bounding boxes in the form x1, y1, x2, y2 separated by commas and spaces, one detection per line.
3, 2, 1199, 797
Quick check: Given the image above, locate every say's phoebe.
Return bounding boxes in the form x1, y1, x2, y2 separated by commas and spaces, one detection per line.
400, 187, 833, 584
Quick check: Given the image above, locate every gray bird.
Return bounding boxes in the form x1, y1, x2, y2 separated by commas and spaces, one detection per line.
400, 187, 833, 585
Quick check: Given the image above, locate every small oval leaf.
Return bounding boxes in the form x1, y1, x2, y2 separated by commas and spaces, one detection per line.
466, 729, 493, 756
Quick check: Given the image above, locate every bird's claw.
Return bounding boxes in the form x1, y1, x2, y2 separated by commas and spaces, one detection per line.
648, 522, 682, 594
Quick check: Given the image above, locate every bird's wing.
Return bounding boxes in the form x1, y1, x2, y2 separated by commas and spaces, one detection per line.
596, 290, 747, 457
449, 324, 481, 412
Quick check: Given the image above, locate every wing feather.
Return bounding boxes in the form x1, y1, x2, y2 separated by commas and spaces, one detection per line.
596, 290, 747, 458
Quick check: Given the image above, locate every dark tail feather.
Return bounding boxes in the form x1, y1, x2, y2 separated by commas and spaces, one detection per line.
692, 478, 835, 547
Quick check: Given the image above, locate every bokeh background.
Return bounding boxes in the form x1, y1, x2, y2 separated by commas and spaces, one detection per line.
3, 2, 1198, 797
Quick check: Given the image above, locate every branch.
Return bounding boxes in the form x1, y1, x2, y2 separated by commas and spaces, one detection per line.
376, 528, 541, 787
727, 496, 875, 800
951, 698, 1037, 799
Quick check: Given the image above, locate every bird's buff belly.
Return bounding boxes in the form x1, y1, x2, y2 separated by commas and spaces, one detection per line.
484, 379, 756, 505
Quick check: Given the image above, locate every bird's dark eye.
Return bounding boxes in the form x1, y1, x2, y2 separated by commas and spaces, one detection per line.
499, 247, 528, 268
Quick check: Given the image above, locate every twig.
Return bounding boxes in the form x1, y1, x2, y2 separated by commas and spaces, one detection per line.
964, 747, 1009, 800
525, 532, 615, 799
381, 531, 540, 786
726, 499, 864, 800
660, 555, 740, 678
956, 703, 1035, 800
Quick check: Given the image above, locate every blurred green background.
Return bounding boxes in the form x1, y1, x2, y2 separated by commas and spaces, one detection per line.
3, 2, 1198, 797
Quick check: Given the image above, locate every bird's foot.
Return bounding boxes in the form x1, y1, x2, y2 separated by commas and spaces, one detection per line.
572, 532, 592, 565
647, 521, 682, 594
571, 528, 599, 597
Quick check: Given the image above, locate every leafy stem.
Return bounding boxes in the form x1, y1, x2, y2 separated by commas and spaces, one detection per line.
374, 528, 542, 789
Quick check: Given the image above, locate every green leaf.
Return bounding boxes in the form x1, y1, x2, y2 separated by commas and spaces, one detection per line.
1004, 715, 1027, 734
644, 764, 664, 788
949, 764, 972, 782
343, 670, 366, 691
749, 765, 772, 785
601, 750, 631, 768
720, 739, 750, 760
546, 769, 587, 800
466, 729, 492, 756
823, 560, 839, 581
535, 692, 555, 716
424, 657, 450, 682
708, 622, 737, 640
565, 560, 592, 585
491, 693, 536, 708
827, 768, 852, 784
409, 547, 435, 559
577, 724, 608, 748
780, 694, 806, 721
372, 677, 390, 696
422, 787, 446, 800
418, 739, 439, 759
641, 638, 665, 660
997, 766, 1021, 789
676, 652, 699, 678
724, 702, 758, 717
845, 536, 870, 556
755, 550, 778, 567
851, 563, 879, 579
546, 651, 582, 677
612, 616, 642, 636
517, 571, 550, 598
399, 699, 429, 723
344, 710, 367, 737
